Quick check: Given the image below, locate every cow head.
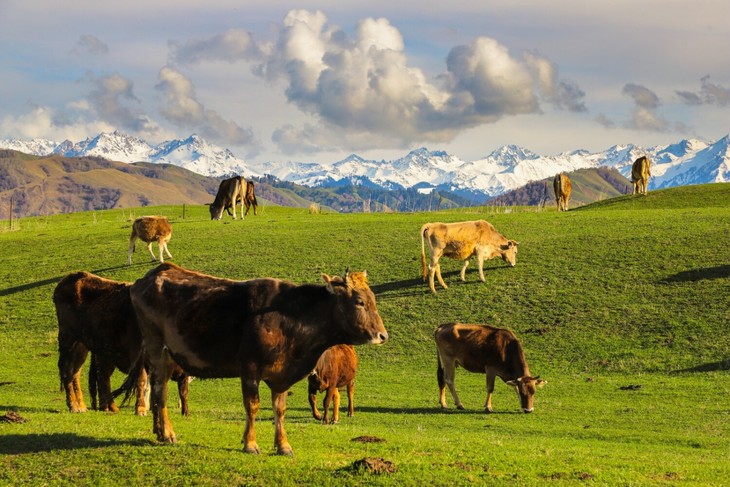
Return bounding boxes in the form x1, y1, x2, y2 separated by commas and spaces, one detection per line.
506, 376, 546, 413
500, 240, 519, 267
322, 271, 388, 346
208, 203, 224, 221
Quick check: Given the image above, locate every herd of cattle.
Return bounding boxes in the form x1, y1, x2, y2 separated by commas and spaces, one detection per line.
54, 157, 651, 455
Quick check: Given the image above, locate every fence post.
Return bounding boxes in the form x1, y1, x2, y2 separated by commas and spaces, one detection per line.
9, 195, 13, 230
183, 203, 186, 220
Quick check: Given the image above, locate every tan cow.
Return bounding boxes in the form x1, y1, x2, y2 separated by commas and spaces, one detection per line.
420, 220, 518, 293
127, 216, 172, 265
210, 176, 257, 220
435, 323, 546, 413
631, 156, 651, 195
553, 173, 572, 211
308, 344, 358, 424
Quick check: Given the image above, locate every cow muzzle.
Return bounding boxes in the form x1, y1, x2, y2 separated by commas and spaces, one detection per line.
371, 331, 388, 345
522, 407, 534, 414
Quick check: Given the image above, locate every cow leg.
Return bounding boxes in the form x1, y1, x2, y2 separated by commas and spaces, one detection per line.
322, 386, 335, 424
241, 377, 260, 454
460, 259, 469, 281
477, 254, 486, 282
127, 235, 137, 265
135, 367, 149, 416
162, 240, 173, 260
332, 387, 341, 424
272, 390, 293, 456
442, 359, 464, 409
346, 382, 355, 417
485, 371, 496, 413
177, 374, 190, 417
308, 387, 322, 420
146, 242, 157, 262
94, 356, 119, 413
59, 339, 88, 413
149, 350, 176, 442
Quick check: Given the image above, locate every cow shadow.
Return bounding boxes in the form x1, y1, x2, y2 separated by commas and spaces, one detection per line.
371, 270, 483, 298
354, 405, 524, 415
0, 263, 149, 297
661, 265, 730, 283
0, 433, 151, 455
672, 360, 730, 374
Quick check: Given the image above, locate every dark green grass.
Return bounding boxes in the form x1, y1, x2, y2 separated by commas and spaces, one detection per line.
1, 184, 729, 485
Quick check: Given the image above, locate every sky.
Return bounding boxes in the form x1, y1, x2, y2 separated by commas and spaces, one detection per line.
1, 1, 728, 166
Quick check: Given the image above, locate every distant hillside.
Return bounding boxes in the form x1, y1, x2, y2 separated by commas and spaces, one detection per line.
486, 167, 631, 208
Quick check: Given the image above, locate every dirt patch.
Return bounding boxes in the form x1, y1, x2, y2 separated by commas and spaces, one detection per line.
1, 411, 27, 423
619, 384, 642, 391
351, 435, 386, 443
352, 457, 397, 475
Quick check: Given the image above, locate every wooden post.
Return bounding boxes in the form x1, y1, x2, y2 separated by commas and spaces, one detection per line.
9, 195, 13, 230
182, 203, 186, 220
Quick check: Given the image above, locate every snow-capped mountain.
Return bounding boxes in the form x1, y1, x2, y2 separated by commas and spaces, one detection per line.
2, 131, 729, 201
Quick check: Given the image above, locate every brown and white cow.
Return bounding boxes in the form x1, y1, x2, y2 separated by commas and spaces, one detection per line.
127, 216, 173, 265
553, 173, 572, 211
435, 323, 546, 413
308, 344, 358, 424
54, 271, 190, 415
420, 220, 518, 293
209, 176, 257, 220
115, 263, 387, 455
631, 156, 651, 195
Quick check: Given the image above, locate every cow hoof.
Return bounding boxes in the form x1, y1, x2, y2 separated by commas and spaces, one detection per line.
243, 444, 260, 454
157, 435, 177, 444
485, 407, 494, 414
277, 445, 294, 456
456, 405, 465, 410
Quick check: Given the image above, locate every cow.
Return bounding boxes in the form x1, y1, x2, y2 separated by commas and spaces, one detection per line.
114, 263, 388, 456
128, 216, 172, 265
631, 156, 651, 195
553, 173, 572, 211
420, 220, 518, 293
54, 271, 190, 415
308, 344, 358, 424
209, 176, 257, 220
435, 323, 546, 414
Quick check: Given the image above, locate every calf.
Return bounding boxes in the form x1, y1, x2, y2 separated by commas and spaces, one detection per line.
631, 156, 651, 195
54, 271, 189, 415
435, 323, 546, 413
421, 220, 518, 293
308, 344, 358, 424
210, 176, 248, 220
553, 173, 572, 211
127, 216, 172, 265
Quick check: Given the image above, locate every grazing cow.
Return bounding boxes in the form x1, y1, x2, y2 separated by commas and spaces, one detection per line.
420, 220, 518, 293
553, 173, 572, 211
308, 344, 358, 424
210, 176, 256, 220
435, 323, 546, 413
54, 271, 190, 415
631, 156, 651, 195
128, 216, 173, 265
115, 263, 387, 455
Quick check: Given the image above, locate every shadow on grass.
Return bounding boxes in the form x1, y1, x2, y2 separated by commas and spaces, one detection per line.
0, 433, 152, 455
672, 360, 730, 374
661, 265, 730, 283
355, 405, 524, 415
0, 263, 153, 297
371, 269, 495, 297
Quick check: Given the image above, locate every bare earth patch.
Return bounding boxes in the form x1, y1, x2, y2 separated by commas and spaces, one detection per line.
351, 435, 386, 443
352, 457, 397, 475
1, 411, 27, 423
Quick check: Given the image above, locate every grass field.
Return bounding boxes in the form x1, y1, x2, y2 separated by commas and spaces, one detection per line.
1, 184, 729, 485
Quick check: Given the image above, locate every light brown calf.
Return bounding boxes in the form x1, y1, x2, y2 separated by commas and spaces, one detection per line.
420, 220, 518, 293
308, 344, 358, 424
631, 156, 651, 195
553, 173, 572, 211
127, 216, 172, 265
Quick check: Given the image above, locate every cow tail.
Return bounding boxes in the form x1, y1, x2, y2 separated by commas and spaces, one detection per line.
111, 349, 144, 405
420, 224, 429, 281
436, 349, 445, 390
88, 354, 98, 410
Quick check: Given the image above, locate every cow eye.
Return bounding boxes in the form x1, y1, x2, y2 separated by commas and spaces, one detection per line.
354, 296, 365, 307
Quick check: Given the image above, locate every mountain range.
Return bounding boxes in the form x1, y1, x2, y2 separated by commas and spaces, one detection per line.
1, 131, 729, 203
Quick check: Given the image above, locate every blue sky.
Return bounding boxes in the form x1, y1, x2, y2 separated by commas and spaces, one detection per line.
1, 1, 728, 165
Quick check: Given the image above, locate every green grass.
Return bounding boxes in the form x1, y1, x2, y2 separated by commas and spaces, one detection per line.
1, 184, 729, 485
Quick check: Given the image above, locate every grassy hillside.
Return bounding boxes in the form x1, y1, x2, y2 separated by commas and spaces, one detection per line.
1, 183, 728, 485
488, 167, 631, 209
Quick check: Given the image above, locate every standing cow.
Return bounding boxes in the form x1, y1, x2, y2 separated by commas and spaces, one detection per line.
435, 323, 546, 413
210, 176, 257, 220
114, 263, 387, 456
553, 173, 572, 211
128, 216, 173, 265
54, 271, 190, 415
308, 344, 358, 424
420, 220, 518, 293
631, 156, 651, 195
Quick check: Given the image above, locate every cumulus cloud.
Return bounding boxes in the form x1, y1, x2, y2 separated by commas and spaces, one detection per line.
74, 35, 109, 56
677, 75, 730, 107
155, 67, 257, 150
86, 72, 161, 137
171, 10, 588, 153
0, 105, 114, 141
621, 83, 668, 131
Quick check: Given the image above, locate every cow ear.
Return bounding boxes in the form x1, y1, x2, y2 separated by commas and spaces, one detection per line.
536, 379, 547, 388
322, 274, 336, 294
505, 379, 519, 386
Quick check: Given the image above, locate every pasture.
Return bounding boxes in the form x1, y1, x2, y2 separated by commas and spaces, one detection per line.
1, 183, 729, 485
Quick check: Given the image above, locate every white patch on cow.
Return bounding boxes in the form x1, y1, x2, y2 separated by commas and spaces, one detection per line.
162, 322, 212, 371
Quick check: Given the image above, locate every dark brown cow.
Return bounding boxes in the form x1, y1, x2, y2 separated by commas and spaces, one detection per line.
210, 176, 257, 220
631, 156, 651, 195
435, 323, 546, 413
128, 216, 173, 265
115, 263, 387, 455
421, 220, 518, 293
553, 173, 572, 211
54, 271, 190, 415
308, 344, 358, 424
